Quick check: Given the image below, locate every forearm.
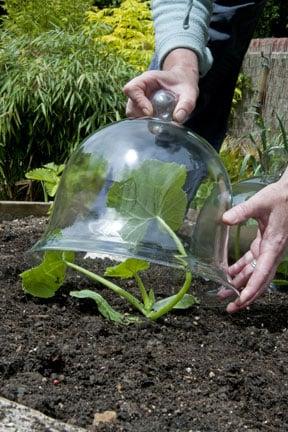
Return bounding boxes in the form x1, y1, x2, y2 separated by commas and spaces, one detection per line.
152, 0, 213, 76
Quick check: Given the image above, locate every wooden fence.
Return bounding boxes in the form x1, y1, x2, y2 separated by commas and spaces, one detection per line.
229, 38, 288, 138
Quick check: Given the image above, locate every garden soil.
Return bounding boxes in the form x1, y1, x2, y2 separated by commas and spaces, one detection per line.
1, 216, 288, 432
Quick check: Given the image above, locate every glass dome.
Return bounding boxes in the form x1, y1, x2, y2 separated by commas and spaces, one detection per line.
232, 176, 271, 206
231, 176, 288, 290
32, 91, 233, 289
230, 176, 277, 259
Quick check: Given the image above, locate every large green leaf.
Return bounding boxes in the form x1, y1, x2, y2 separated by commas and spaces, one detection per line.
44, 181, 59, 198
70, 290, 139, 323
43, 162, 66, 175
25, 167, 59, 184
107, 160, 187, 243
21, 251, 74, 298
104, 258, 149, 279
25, 165, 64, 197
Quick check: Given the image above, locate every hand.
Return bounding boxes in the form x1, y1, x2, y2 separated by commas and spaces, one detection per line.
220, 169, 288, 313
123, 49, 199, 123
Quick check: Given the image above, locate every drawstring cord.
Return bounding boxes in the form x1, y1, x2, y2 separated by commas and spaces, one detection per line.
183, 0, 194, 29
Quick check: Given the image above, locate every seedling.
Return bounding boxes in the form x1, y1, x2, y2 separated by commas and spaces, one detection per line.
25, 162, 65, 202
21, 160, 198, 323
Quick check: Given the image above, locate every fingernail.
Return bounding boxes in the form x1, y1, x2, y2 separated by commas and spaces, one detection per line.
174, 109, 188, 123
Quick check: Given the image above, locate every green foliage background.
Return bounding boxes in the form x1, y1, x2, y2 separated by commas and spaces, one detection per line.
0, 29, 135, 198
86, 0, 154, 71
2, 0, 94, 34
0, 0, 286, 199
0, 0, 136, 199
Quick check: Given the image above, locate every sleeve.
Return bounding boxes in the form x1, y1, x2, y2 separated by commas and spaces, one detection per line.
152, 0, 213, 76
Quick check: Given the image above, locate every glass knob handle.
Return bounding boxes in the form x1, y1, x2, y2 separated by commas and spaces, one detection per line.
151, 90, 178, 121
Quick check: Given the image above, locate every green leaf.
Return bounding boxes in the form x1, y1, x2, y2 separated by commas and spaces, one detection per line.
107, 160, 187, 244
25, 167, 59, 184
152, 293, 198, 311
44, 180, 59, 198
104, 258, 149, 279
276, 257, 288, 277
21, 251, 74, 298
43, 162, 65, 175
70, 290, 139, 323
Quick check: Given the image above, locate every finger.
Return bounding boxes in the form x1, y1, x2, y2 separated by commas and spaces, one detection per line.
240, 284, 268, 307
173, 93, 198, 123
250, 231, 262, 257
238, 229, 288, 305
226, 284, 267, 313
232, 219, 288, 311
226, 250, 279, 313
228, 234, 261, 280
123, 80, 153, 117
227, 277, 268, 313
229, 262, 255, 291
222, 189, 268, 226
217, 287, 239, 300
228, 250, 254, 277
226, 299, 250, 313
126, 98, 150, 118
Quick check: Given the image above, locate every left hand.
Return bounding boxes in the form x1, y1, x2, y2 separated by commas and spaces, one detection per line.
219, 171, 288, 313
123, 48, 199, 123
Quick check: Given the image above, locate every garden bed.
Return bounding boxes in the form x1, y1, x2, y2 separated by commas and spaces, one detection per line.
1, 216, 288, 431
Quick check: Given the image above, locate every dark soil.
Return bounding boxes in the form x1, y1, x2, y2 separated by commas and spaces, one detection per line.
1, 216, 288, 432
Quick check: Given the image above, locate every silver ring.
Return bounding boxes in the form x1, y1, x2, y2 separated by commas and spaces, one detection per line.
251, 259, 257, 269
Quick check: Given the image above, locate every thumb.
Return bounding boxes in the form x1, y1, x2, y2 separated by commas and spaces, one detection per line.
173, 108, 189, 124
173, 92, 198, 123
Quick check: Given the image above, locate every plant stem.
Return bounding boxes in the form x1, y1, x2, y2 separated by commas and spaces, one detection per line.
41, 181, 48, 202
147, 270, 192, 320
134, 273, 150, 310
156, 216, 186, 257
272, 279, 288, 285
64, 260, 147, 316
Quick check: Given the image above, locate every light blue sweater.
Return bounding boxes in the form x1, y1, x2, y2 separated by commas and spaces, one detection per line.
152, 0, 213, 76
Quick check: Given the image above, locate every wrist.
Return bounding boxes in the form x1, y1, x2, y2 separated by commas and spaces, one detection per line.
162, 48, 199, 76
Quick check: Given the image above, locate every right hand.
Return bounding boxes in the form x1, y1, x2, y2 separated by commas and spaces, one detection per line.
220, 169, 288, 313
123, 49, 200, 123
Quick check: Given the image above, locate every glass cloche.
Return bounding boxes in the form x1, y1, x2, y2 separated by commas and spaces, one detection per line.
32, 90, 234, 289
230, 176, 274, 259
